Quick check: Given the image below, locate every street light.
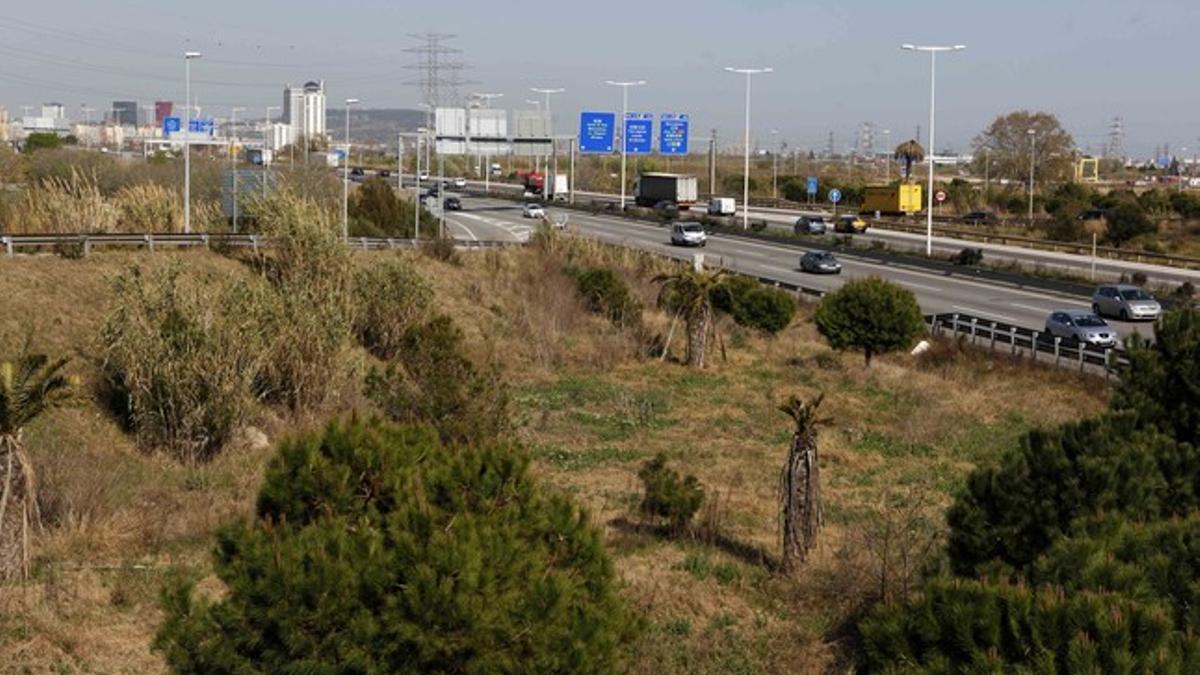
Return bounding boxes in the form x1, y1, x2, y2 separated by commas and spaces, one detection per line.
230, 107, 245, 232
725, 66, 773, 229
472, 92, 504, 191
901, 43, 964, 255
342, 98, 359, 240
770, 129, 780, 200
1027, 128, 1037, 225
531, 88, 564, 196
605, 80, 646, 210
183, 51, 202, 234
883, 128, 892, 181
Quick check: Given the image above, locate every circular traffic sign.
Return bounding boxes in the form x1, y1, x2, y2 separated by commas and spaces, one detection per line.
828, 188, 842, 204
934, 189, 948, 204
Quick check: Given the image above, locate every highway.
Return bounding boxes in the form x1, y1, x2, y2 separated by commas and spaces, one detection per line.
439, 194, 1160, 340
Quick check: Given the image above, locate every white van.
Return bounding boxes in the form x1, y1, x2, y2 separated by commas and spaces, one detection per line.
707, 198, 736, 216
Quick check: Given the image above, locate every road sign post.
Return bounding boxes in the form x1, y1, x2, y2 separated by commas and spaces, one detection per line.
806, 176, 818, 205
934, 189, 947, 217
829, 188, 842, 216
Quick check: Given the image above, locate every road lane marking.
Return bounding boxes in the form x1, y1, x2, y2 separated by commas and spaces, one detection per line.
900, 281, 942, 292
1010, 302, 1057, 314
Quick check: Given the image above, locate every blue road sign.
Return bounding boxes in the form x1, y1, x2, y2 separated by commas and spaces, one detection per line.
624, 113, 653, 154
187, 118, 215, 134
578, 112, 616, 153
829, 188, 843, 204
659, 113, 689, 155
806, 176, 818, 195
163, 116, 181, 134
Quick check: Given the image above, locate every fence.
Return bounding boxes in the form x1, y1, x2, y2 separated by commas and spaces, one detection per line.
0, 232, 523, 257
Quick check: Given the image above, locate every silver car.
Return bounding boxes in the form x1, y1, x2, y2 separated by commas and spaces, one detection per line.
794, 215, 828, 235
800, 251, 842, 274
1091, 284, 1161, 321
1044, 310, 1119, 348
670, 223, 707, 247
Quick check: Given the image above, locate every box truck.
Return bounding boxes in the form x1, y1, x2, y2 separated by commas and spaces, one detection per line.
860, 184, 922, 215
707, 197, 736, 216
634, 173, 699, 208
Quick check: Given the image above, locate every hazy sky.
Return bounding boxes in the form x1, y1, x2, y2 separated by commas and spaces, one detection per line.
0, 0, 1195, 156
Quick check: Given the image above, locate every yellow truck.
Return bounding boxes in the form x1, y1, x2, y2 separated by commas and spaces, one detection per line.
860, 184, 922, 215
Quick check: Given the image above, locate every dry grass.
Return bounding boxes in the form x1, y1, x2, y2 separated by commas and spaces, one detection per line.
0, 241, 1107, 673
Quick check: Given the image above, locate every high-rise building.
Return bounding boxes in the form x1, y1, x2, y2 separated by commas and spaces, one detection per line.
155, 101, 174, 125
283, 80, 326, 144
41, 103, 65, 120
112, 100, 138, 126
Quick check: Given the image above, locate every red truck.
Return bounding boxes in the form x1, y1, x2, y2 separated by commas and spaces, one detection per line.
516, 170, 544, 195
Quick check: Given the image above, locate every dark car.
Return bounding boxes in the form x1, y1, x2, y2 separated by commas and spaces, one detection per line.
962, 211, 996, 225
1076, 209, 1107, 221
800, 251, 842, 274
349, 167, 366, 182
794, 215, 828, 235
443, 196, 462, 211
378, 169, 392, 178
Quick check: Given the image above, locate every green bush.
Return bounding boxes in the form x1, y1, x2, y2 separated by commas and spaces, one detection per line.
571, 267, 643, 329
353, 259, 433, 360
98, 263, 268, 460
1112, 306, 1200, 446
348, 176, 435, 238
813, 277, 925, 365
1170, 191, 1200, 219
23, 133, 62, 153
1105, 201, 1157, 246
638, 453, 704, 533
858, 576, 1200, 673
366, 315, 509, 445
711, 275, 796, 335
154, 417, 636, 673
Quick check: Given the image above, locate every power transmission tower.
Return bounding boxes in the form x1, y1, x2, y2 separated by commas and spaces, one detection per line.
1105, 117, 1125, 161
825, 131, 835, 158
404, 33, 472, 152
857, 122, 876, 158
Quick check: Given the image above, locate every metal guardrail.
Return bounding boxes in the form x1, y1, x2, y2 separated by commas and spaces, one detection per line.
0, 233, 523, 256
927, 312, 1126, 377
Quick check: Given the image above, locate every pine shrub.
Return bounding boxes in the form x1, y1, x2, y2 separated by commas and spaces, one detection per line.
637, 453, 704, 533
711, 275, 796, 335
353, 259, 433, 360
154, 417, 637, 673
570, 267, 642, 329
814, 277, 925, 365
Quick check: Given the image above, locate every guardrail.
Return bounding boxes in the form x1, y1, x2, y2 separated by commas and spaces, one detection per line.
0, 233, 523, 257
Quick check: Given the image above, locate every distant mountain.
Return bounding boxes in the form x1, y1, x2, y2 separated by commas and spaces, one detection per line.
326, 108, 427, 145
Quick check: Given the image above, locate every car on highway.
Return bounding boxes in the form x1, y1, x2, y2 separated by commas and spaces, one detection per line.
794, 215, 828, 235
834, 215, 868, 233
378, 169, 391, 178
799, 251, 842, 274
962, 211, 996, 225
522, 203, 545, 219
418, 171, 430, 181
1077, 209, 1107, 222
1091, 284, 1161, 321
349, 167, 366, 182
670, 223, 708, 247
452, 177, 467, 189
1044, 309, 1119, 348
443, 196, 462, 211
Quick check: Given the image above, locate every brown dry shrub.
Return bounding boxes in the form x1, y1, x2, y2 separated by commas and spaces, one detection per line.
10, 169, 118, 234
113, 183, 180, 233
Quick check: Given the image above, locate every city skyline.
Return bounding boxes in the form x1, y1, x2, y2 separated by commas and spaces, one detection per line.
0, 1, 1196, 156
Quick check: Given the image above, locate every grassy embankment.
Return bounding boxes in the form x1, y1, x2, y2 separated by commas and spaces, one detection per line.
0, 240, 1105, 673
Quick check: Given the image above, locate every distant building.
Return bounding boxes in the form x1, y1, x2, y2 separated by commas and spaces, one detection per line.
0, 108, 9, 142
112, 100, 138, 126
266, 122, 296, 152
283, 80, 326, 145
41, 103, 65, 120
155, 100, 174, 125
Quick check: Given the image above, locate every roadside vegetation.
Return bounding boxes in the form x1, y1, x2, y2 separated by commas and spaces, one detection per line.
0, 198, 1126, 671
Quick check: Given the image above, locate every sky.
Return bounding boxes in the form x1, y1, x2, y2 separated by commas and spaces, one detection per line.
0, 0, 1195, 157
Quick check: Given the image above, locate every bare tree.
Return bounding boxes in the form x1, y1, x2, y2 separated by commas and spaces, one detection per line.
778, 393, 826, 574
0, 351, 71, 580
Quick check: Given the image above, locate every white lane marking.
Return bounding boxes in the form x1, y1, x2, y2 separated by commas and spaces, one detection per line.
1010, 302, 1057, 314
901, 281, 942, 292
445, 217, 479, 241
952, 305, 1018, 323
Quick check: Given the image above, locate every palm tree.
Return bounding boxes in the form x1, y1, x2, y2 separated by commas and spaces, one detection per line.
0, 352, 71, 580
655, 269, 726, 368
893, 140, 926, 181
778, 394, 826, 575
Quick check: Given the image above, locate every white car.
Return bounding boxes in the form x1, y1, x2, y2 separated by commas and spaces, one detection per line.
670, 223, 707, 247
522, 203, 545, 219
452, 177, 467, 189
418, 171, 430, 181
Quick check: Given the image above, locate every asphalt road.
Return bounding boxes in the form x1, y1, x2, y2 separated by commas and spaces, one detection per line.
441, 195, 1158, 340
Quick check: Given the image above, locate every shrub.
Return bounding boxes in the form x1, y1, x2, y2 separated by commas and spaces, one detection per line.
1112, 306, 1200, 446
858, 576, 1200, 673
352, 259, 433, 360
366, 315, 510, 445
638, 453, 704, 533
10, 170, 118, 234
154, 417, 636, 673
571, 267, 642, 328
348, 176, 436, 238
814, 277, 925, 365
114, 183, 181, 232
250, 189, 356, 411
946, 417, 1197, 576
23, 133, 62, 153
422, 234, 461, 265
1105, 201, 1157, 246
98, 263, 268, 460
951, 247, 984, 266
711, 275, 796, 335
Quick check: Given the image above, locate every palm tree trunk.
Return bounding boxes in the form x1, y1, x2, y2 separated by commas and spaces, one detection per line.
780, 429, 822, 575
685, 306, 710, 369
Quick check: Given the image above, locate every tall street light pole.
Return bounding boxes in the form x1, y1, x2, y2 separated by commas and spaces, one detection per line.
901, 44, 964, 256
605, 80, 646, 211
183, 51, 202, 234
532, 88, 564, 197
472, 92, 503, 192
771, 129, 780, 200
264, 105, 279, 199
1028, 129, 1037, 225
883, 128, 892, 181
725, 66, 772, 230
230, 107, 244, 233
343, 98, 359, 240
